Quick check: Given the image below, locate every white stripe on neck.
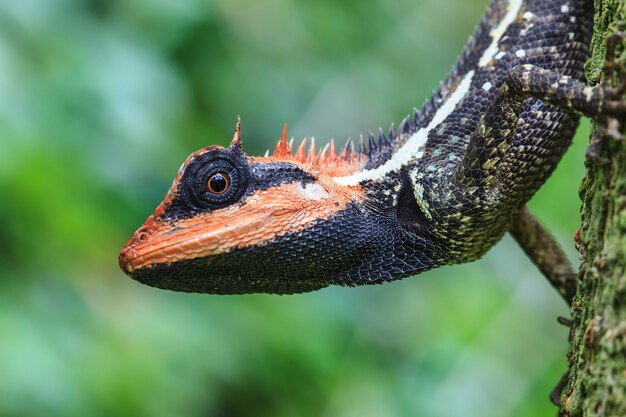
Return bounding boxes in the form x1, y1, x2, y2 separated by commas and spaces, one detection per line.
333, 0, 524, 186
478, 0, 524, 67
334, 71, 475, 186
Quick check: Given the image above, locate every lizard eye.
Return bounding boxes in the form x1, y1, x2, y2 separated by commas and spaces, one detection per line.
206, 172, 230, 194
182, 155, 249, 210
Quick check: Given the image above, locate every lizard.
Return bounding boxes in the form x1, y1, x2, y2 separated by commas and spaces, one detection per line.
119, 0, 625, 300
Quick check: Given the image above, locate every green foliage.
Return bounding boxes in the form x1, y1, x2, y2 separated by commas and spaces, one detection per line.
0, 0, 589, 416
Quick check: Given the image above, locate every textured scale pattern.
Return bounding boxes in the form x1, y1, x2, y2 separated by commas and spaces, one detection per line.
347, 0, 593, 281
119, 0, 624, 295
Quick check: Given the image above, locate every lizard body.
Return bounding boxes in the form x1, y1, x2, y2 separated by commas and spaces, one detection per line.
119, 0, 623, 295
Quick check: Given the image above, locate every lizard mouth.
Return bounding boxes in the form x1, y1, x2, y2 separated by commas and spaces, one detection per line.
119, 179, 361, 275
118, 213, 272, 274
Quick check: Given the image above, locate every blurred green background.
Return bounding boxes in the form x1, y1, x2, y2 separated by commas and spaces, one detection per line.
0, 0, 589, 416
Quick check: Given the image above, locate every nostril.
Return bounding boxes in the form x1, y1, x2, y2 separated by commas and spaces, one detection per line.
133, 222, 156, 243
136, 230, 150, 242
132, 215, 160, 244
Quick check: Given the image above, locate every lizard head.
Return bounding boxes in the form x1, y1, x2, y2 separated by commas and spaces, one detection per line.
119, 119, 440, 294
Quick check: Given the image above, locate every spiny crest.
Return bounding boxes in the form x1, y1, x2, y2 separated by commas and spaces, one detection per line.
230, 115, 242, 148
362, 121, 405, 170
234, 113, 423, 176
272, 123, 291, 158
266, 124, 367, 177
268, 121, 404, 175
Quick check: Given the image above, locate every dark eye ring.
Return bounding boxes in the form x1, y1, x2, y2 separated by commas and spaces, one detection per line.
206, 172, 230, 195
181, 153, 249, 210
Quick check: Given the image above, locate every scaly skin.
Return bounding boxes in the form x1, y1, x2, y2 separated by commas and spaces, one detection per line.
119, 0, 624, 295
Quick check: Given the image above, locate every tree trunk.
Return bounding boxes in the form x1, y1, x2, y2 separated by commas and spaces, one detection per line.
561, 1, 626, 416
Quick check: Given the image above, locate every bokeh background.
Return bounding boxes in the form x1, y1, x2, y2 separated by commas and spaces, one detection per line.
0, 0, 590, 416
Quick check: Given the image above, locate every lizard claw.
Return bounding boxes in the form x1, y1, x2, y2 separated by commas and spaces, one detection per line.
604, 32, 626, 92
603, 32, 626, 113
557, 316, 572, 328
550, 371, 570, 410
586, 32, 626, 166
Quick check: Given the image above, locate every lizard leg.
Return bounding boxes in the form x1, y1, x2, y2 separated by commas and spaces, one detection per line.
458, 64, 626, 186
509, 207, 577, 306
500, 64, 625, 119
511, 209, 577, 410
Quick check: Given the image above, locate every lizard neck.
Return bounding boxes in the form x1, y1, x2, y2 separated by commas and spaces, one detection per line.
333, 0, 528, 188
340, 0, 592, 260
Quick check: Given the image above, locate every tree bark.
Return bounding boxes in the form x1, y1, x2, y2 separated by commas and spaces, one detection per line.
561, 1, 626, 416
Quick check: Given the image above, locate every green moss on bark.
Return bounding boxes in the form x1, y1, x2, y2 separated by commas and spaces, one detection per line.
562, 1, 626, 416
